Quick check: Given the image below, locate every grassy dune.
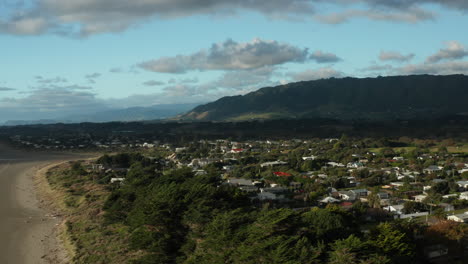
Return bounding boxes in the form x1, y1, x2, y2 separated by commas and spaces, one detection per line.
44, 162, 141, 263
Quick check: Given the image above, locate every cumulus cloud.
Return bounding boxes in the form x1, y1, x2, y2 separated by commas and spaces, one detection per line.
105, 89, 210, 109
379, 51, 415, 62
395, 61, 468, 75
85, 73, 101, 79
2, 0, 466, 36
0, 85, 108, 121
109, 67, 123, 73
36, 76, 68, 84
315, 7, 435, 24
0, 86, 16, 91
0, 0, 315, 36
139, 39, 309, 73
361, 64, 394, 72
361, 0, 468, 11
208, 66, 277, 90
310, 50, 342, 63
85, 72, 101, 83
426, 41, 468, 63
290, 67, 345, 81
143, 80, 165, 86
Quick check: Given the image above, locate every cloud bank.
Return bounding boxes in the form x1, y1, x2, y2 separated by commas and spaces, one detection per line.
1, 0, 468, 36
139, 39, 310, 73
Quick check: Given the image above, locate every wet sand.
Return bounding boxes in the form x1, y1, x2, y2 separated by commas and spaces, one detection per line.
0, 143, 86, 263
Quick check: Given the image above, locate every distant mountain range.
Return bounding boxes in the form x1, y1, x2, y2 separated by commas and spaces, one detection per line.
180, 74, 468, 121
3, 103, 200, 126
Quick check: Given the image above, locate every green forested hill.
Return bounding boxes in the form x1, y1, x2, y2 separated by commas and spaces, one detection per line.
181, 75, 468, 121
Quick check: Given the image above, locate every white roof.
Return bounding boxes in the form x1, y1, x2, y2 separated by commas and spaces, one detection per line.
320, 197, 340, 203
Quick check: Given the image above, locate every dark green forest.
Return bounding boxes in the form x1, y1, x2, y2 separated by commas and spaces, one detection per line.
68, 153, 461, 264
103, 165, 409, 264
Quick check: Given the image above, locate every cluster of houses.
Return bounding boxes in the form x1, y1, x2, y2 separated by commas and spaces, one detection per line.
79, 137, 468, 225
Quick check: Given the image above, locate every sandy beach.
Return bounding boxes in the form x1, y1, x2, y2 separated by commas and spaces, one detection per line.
0, 143, 86, 264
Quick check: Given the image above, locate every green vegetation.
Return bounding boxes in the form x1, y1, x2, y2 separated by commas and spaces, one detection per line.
45, 146, 468, 263
182, 75, 468, 121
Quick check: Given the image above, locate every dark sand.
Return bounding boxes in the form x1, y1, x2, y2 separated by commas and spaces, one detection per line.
0, 143, 86, 263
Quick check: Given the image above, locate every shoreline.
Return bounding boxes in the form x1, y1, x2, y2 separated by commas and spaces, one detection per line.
0, 141, 96, 263
0, 159, 69, 263
33, 161, 74, 264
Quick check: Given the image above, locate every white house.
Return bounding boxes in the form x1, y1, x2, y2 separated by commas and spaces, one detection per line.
456, 180, 468, 190
260, 161, 288, 168
424, 165, 443, 174
447, 212, 468, 223
442, 194, 458, 199
327, 162, 345, 167
459, 191, 468, 200
414, 195, 427, 202
302, 156, 317, 161
320, 197, 340, 204
384, 204, 404, 214
110, 178, 125, 184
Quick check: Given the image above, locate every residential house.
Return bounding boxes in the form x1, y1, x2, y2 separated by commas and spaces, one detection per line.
347, 162, 365, 169
227, 178, 253, 186
447, 212, 468, 223
390, 182, 405, 188
377, 192, 390, 200
257, 191, 277, 200
423, 165, 443, 174
261, 186, 288, 194
459, 191, 468, 200
350, 189, 368, 198
239, 185, 259, 193
319, 197, 340, 204
110, 178, 125, 184
273, 171, 292, 177
338, 191, 357, 201
230, 148, 246, 153
456, 180, 468, 190
327, 162, 345, 167
302, 156, 317, 161
442, 194, 458, 199
414, 195, 427, 202
260, 161, 288, 168
439, 203, 455, 212
384, 204, 404, 215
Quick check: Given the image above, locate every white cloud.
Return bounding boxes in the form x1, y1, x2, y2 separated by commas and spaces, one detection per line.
310, 50, 342, 63
426, 41, 468, 63
2, 0, 467, 36
290, 67, 345, 81
0, 86, 16, 91
0, 85, 107, 121
143, 80, 165, 86
361, 64, 394, 72
139, 38, 309, 73
315, 7, 435, 24
379, 51, 415, 62
36, 76, 68, 84
395, 61, 468, 75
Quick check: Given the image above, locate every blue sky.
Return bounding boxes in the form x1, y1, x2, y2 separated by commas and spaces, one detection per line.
1, 0, 468, 122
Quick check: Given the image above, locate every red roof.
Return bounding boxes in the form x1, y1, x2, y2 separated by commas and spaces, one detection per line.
273, 171, 292, 177
232, 148, 244, 152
